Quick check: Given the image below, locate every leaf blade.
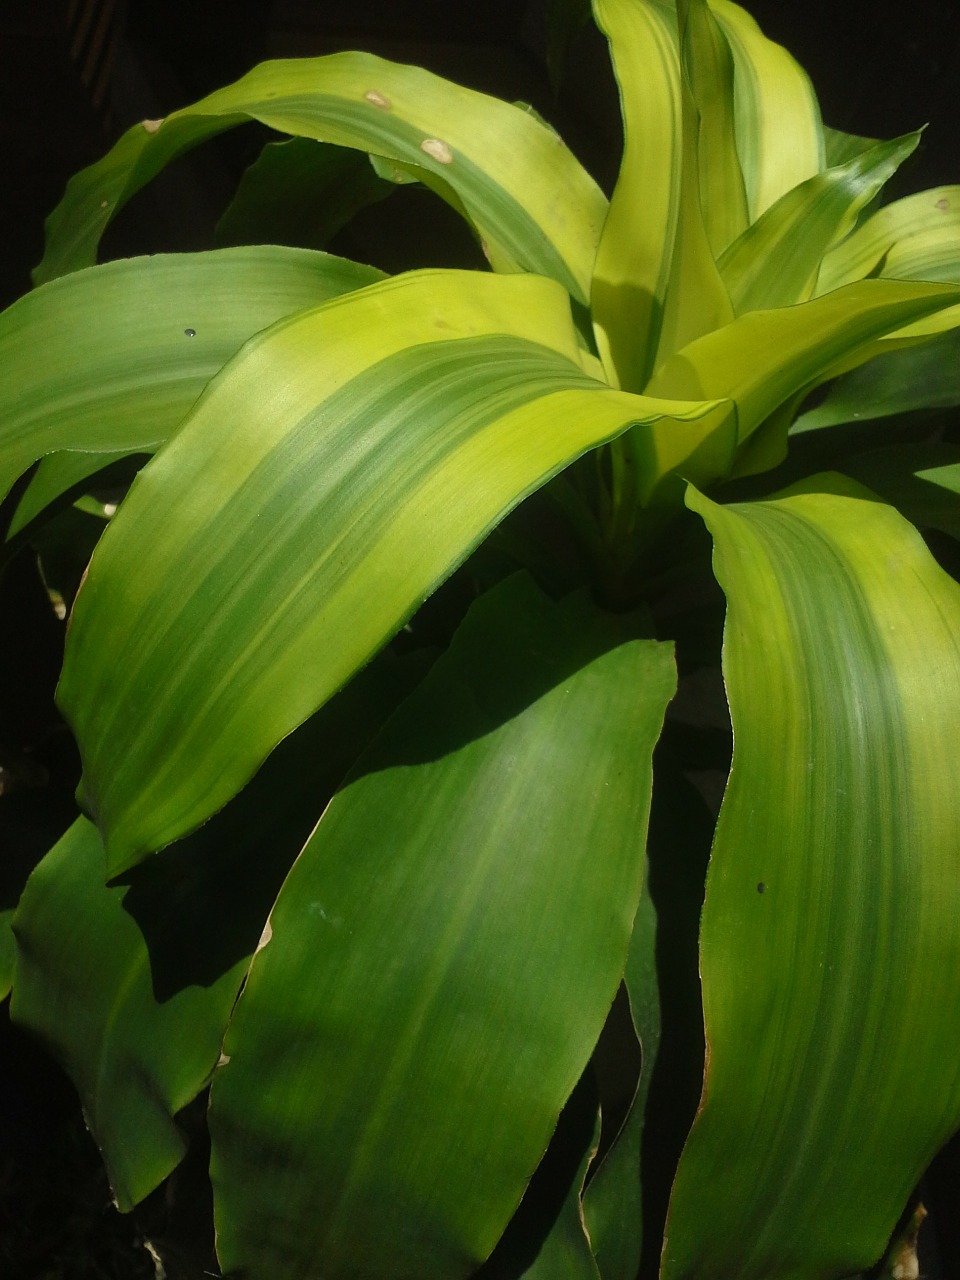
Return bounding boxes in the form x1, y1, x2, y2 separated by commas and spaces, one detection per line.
56, 269, 719, 871
663, 478, 960, 1279
36, 53, 606, 304
0, 246, 381, 510
208, 574, 676, 1280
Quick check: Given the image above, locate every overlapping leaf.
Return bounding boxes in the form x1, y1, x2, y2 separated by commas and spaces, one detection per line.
708, 0, 823, 220
0, 246, 381, 514
645, 278, 960, 451
9, 651, 429, 1208
208, 574, 676, 1280
663, 479, 960, 1278
56, 269, 722, 872
719, 132, 921, 313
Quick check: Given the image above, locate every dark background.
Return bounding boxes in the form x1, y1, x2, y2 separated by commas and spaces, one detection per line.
2, 0, 960, 309
1, 1, 959, 1276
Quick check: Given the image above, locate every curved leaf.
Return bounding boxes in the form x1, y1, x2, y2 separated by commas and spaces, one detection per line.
817, 184, 960, 294
12, 817, 243, 1208
208, 574, 676, 1280
9, 450, 142, 539
35, 53, 607, 304
590, 0, 682, 389
645, 278, 960, 452
591, 0, 732, 390
57, 269, 720, 873
681, 0, 749, 258
708, 0, 823, 220
663, 478, 960, 1279
719, 132, 921, 313
0, 246, 381, 510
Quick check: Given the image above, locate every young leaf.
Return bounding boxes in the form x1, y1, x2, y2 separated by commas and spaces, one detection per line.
719, 132, 921, 313
708, 0, 823, 220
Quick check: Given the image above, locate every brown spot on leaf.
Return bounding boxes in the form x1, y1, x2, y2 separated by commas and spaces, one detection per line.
420, 137, 453, 164
936, 197, 951, 211
141, 118, 164, 133
364, 90, 391, 110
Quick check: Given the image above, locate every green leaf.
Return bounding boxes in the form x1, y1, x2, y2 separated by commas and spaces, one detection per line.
680, 0, 749, 258
0, 246, 381, 512
215, 137, 394, 250
792, 327, 960, 434
9, 451, 142, 539
590, 0, 683, 389
208, 574, 676, 1280
719, 132, 921, 313
645, 278, 960, 457
708, 0, 823, 221
515, 1094, 602, 1280
822, 124, 882, 168
581, 894, 658, 1280
35, 53, 607, 305
11, 817, 245, 1208
9, 650, 429, 1209
663, 479, 960, 1279
591, 0, 732, 390
56, 269, 720, 873
817, 184, 960, 294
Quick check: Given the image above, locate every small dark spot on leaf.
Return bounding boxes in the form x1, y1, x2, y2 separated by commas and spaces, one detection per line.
757, 882, 766, 894
936, 198, 950, 211
184, 328, 196, 337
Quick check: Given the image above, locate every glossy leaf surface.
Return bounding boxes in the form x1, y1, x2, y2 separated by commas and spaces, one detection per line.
646, 278, 960, 450
708, 0, 823, 220
57, 269, 718, 872
209, 575, 676, 1280
719, 132, 920, 313
663, 479, 960, 1279
590, 0, 683, 389
0, 246, 381, 509
35, 53, 606, 303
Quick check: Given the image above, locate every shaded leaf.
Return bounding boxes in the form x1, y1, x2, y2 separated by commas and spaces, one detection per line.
208, 573, 676, 1280
215, 137, 393, 250
10, 650, 430, 1208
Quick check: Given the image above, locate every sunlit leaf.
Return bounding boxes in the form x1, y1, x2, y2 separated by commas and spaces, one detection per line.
664, 479, 960, 1279
57, 269, 720, 873
35, 53, 606, 305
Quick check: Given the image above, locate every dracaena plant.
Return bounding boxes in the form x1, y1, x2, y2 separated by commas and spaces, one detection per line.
4, 0, 960, 1276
